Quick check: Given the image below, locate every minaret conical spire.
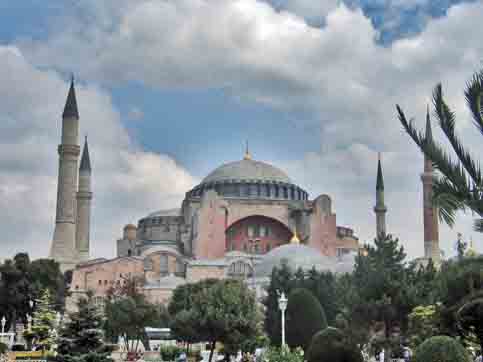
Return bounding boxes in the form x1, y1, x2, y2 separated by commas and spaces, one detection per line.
374, 152, 387, 237
376, 152, 384, 191
243, 140, 252, 160
63, 75, 79, 119
80, 136, 91, 172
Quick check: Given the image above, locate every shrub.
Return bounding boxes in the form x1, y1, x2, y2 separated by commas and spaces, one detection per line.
0, 342, 8, 354
307, 327, 363, 362
261, 346, 304, 362
413, 336, 470, 362
160, 345, 183, 361
286, 288, 327, 351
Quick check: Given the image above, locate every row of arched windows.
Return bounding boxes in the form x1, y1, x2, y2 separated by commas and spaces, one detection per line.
187, 182, 308, 201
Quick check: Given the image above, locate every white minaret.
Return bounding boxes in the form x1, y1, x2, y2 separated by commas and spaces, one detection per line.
50, 77, 80, 271
75, 136, 92, 262
374, 153, 387, 237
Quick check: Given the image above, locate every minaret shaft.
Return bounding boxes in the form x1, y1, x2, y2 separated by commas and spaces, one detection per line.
50, 78, 80, 271
76, 138, 92, 262
374, 154, 387, 237
421, 108, 440, 262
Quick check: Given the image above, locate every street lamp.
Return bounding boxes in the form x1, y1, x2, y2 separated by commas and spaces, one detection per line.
278, 292, 288, 347
1, 316, 6, 334
27, 314, 32, 332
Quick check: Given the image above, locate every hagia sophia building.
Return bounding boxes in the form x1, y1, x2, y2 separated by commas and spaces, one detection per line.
50, 79, 440, 308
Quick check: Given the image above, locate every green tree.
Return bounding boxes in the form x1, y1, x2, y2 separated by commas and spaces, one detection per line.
307, 327, 363, 362
408, 305, 442, 349
286, 288, 327, 351
0, 254, 67, 332
56, 294, 112, 362
413, 336, 470, 362
263, 261, 293, 346
353, 234, 413, 361
456, 291, 483, 352
396, 69, 483, 232
104, 293, 160, 353
170, 279, 260, 362
24, 289, 57, 353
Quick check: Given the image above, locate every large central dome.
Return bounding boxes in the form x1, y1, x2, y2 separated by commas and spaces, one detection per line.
202, 158, 291, 184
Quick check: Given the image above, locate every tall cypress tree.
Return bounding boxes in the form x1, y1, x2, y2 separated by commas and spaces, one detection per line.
24, 289, 57, 353
56, 295, 112, 362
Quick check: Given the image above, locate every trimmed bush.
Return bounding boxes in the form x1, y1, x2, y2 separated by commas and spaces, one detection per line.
160, 345, 183, 361
286, 288, 327, 351
0, 342, 8, 354
413, 336, 470, 362
307, 327, 363, 362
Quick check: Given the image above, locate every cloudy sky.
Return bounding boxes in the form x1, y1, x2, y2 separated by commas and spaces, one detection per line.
1, 0, 482, 261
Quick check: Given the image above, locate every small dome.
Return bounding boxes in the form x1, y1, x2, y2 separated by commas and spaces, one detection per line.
255, 244, 334, 278
124, 224, 137, 230
202, 158, 291, 184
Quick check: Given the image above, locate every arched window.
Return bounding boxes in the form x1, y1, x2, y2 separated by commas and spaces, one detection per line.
228, 261, 253, 278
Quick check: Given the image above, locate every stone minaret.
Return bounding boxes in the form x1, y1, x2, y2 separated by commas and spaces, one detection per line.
421, 107, 440, 262
50, 77, 80, 271
374, 153, 387, 237
75, 136, 92, 262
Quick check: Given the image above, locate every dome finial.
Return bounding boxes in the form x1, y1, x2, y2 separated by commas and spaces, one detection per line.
290, 224, 300, 244
244, 140, 252, 160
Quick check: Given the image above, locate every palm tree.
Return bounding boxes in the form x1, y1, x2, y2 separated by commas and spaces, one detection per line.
396, 69, 483, 233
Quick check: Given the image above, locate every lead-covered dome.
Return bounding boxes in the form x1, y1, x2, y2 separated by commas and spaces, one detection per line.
254, 244, 356, 277
186, 156, 308, 201
202, 158, 291, 184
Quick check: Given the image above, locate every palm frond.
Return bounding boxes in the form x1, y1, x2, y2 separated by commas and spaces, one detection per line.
464, 69, 483, 136
475, 219, 483, 233
432, 177, 468, 227
397, 105, 471, 191
433, 84, 482, 187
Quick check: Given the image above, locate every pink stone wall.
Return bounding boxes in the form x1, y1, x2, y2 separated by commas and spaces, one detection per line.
186, 265, 226, 283
193, 191, 228, 259
70, 257, 144, 296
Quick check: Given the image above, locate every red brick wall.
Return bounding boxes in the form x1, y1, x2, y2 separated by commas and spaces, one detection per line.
226, 215, 292, 254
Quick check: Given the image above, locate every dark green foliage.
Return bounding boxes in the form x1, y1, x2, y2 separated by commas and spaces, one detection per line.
263, 261, 293, 346
169, 279, 260, 362
307, 327, 363, 362
56, 294, 112, 362
353, 234, 414, 346
0, 253, 67, 331
397, 69, 483, 232
286, 288, 327, 351
0, 342, 7, 354
456, 291, 483, 352
159, 345, 183, 361
263, 263, 339, 346
413, 336, 470, 362
104, 293, 160, 352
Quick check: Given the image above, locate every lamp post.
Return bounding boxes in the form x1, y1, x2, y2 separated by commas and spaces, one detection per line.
1, 316, 6, 334
26, 314, 32, 332
278, 292, 288, 347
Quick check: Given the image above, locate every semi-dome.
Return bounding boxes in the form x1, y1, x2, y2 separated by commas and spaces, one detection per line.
202, 158, 291, 184
254, 243, 335, 278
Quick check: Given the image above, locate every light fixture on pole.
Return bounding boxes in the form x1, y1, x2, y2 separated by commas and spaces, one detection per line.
1, 316, 6, 334
277, 291, 288, 347
27, 314, 32, 332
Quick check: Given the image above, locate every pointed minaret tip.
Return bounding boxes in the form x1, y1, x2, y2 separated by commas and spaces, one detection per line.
63, 75, 79, 119
376, 152, 384, 191
243, 140, 252, 160
79, 136, 91, 172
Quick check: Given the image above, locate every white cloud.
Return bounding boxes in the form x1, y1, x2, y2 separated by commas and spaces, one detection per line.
4, 0, 483, 258
0, 45, 196, 259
